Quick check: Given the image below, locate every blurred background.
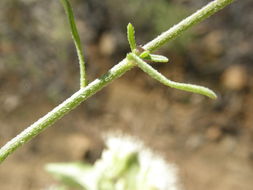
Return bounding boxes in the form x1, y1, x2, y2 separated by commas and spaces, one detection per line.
0, 0, 252, 189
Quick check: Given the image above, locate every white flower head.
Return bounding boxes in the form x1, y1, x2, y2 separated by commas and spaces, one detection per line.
101, 132, 181, 190
46, 132, 181, 190
138, 150, 179, 190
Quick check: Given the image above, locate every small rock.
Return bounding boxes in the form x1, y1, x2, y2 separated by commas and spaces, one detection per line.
220, 136, 237, 153
249, 151, 253, 162
3, 94, 21, 112
99, 32, 116, 56
185, 135, 205, 151
221, 65, 248, 91
206, 126, 222, 141
203, 30, 224, 56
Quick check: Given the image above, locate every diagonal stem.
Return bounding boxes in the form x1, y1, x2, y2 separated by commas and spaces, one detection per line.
0, 0, 234, 163
143, 0, 234, 52
0, 59, 134, 163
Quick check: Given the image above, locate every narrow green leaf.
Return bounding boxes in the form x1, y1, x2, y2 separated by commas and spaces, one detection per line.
139, 50, 150, 59
61, 0, 87, 87
127, 23, 137, 52
140, 51, 169, 63
127, 53, 217, 99
46, 162, 92, 188
149, 54, 169, 63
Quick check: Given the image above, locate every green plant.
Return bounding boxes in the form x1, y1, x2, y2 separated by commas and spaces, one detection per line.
46, 134, 179, 190
0, 0, 234, 164
60, 0, 87, 88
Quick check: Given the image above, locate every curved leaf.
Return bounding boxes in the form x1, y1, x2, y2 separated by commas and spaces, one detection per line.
127, 53, 217, 99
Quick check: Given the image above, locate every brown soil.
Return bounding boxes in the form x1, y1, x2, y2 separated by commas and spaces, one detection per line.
0, 1, 253, 189
0, 65, 252, 190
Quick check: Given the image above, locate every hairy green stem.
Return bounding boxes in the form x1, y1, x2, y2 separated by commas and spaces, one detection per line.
61, 0, 87, 87
0, 59, 134, 163
143, 0, 234, 52
0, 0, 233, 163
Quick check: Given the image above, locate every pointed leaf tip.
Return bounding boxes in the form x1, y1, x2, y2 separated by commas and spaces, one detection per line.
127, 23, 136, 52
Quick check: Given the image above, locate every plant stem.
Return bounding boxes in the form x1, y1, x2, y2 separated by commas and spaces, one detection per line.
0, 0, 234, 163
143, 0, 234, 52
127, 53, 217, 99
61, 0, 87, 87
0, 59, 134, 163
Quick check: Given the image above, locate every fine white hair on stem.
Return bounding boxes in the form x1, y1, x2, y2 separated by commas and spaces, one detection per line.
0, 0, 233, 164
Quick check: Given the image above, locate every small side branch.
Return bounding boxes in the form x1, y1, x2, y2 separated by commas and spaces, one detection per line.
0, 0, 233, 163
127, 53, 217, 99
61, 0, 87, 87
